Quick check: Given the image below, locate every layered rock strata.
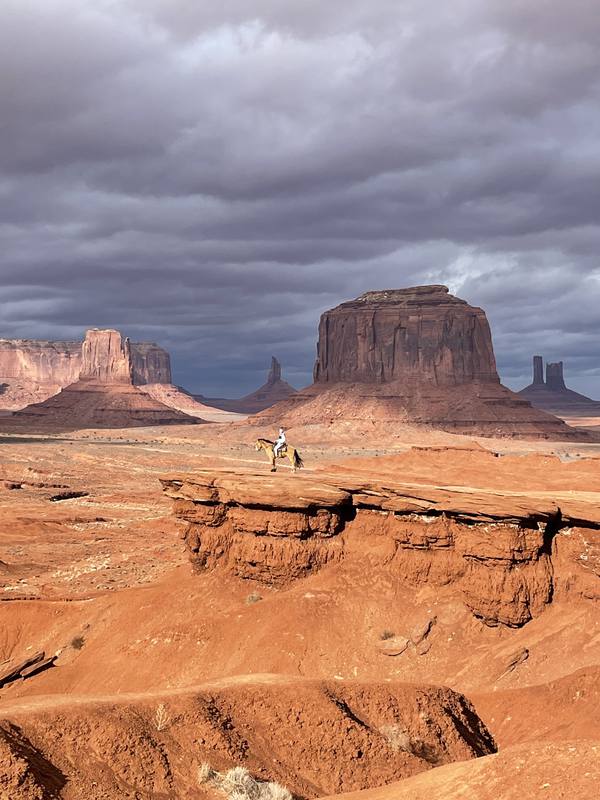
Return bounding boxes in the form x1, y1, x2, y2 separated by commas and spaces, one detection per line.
258, 287, 587, 439
7, 330, 197, 428
162, 467, 600, 628
0, 332, 172, 410
313, 286, 499, 386
80, 328, 134, 384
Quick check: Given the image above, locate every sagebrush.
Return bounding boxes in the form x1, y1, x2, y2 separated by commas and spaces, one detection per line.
198, 763, 292, 800
379, 724, 412, 753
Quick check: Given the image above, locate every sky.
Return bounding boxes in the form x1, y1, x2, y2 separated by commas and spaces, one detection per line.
2, 0, 600, 397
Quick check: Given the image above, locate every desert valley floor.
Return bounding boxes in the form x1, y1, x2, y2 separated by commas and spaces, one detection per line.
1, 419, 600, 799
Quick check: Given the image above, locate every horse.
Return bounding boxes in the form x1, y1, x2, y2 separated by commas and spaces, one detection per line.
255, 438, 304, 473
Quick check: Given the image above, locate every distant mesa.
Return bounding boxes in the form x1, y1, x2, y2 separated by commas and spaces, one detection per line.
0, 338, 82, 410
3, 329, 199, 429
197, 356, 298, 414
0, 331, 172, 411
518, 356, 600, 415
258, 285, 588, 439
0, 327, 238, 426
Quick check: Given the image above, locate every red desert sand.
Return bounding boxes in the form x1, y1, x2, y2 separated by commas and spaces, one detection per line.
1, 420, 600, 798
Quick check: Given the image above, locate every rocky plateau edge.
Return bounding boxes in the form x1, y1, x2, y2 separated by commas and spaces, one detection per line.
161, 469, 600, 628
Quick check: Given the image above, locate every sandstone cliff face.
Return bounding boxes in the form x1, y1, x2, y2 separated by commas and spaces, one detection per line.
162, 467, 600, 628
258, 286, 588, 439
80, 329, 133, 384
0, 339, 81, 383
313, 286, 499, 386
0, 339, 81, 410
0, 332, 173, 409
130, 343, 172, 385
5, 330, 196, 427
0, 335, 171, 387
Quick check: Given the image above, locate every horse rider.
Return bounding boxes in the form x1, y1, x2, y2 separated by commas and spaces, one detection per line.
273, 427, 286, 457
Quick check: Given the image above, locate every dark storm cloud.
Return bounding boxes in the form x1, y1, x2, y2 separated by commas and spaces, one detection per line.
1, 0, 599, 396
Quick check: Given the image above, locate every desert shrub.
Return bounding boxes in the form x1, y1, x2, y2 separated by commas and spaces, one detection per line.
221, 767, 257, 798
198, 762, 217, 785
245, 592, 263, 605
379, 630, 395, 641
379, 724, 412, 753
198, 763, 292, 800
265, 782, 292, 800
70, 635, 85, 650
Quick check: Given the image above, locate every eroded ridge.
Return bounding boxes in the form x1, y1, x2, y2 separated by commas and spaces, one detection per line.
0, 678, 495, 799
161, 469, 600, 628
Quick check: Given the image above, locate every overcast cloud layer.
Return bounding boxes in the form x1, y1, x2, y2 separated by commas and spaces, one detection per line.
1, 0, 599, 396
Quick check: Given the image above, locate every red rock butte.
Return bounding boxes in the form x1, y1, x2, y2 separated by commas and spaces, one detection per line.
259, 285, 589, 439
518, 355, 600, 416
6, 329, 198, 429
197, 355, 298, 414
0, 331, 172, 411
313, 285, 499, 386
240, 356, 298, 411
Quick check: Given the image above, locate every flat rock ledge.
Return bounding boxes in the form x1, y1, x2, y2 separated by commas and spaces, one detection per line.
161, 468, 600, 628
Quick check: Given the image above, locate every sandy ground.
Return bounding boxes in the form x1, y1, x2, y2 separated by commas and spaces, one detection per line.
1, 419, 600, 798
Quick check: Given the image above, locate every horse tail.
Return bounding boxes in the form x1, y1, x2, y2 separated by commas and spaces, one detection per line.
294, 450, 304, 469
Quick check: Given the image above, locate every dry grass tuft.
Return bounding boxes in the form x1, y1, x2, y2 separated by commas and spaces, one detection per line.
198, 762, 218, 785
153, 703, 171, 731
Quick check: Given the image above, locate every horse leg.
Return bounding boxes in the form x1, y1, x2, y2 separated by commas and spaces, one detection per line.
270, 449, 276, 472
